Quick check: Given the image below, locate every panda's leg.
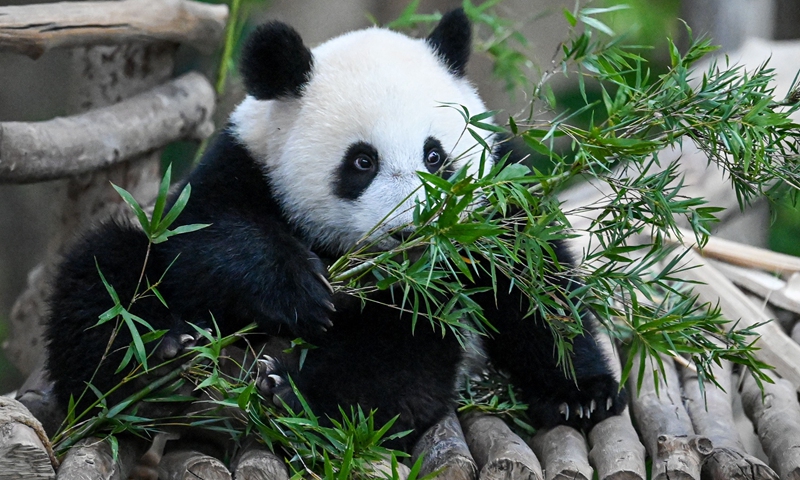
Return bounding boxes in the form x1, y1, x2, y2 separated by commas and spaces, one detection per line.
45, 222, 207, 415
474, 258, 626, 431
255, 292, 463, 452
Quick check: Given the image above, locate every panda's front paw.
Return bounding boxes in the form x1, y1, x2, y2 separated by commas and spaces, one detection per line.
276, 251, 336, 337
255, 355, 302, 412
529, 374, 627, 432
153, 327, 211, 364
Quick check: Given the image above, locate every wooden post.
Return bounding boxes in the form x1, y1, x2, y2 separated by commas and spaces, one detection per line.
4, 0, 205, 380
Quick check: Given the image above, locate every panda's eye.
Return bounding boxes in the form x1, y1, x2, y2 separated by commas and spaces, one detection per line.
354, 154, 375, 171
423, 139, 446, 173
426, 150, 442, 167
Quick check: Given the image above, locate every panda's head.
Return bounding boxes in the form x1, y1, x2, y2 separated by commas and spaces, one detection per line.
231, 9, 494, 254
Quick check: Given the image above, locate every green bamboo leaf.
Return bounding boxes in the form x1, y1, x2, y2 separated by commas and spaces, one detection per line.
151, 164, 173, 228
111, 183, 150, 233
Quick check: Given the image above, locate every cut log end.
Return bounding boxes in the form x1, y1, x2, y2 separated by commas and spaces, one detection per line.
412, 412, 478, 480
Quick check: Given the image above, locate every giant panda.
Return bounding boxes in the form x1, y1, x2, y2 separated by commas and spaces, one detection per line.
45, 9, 625, 451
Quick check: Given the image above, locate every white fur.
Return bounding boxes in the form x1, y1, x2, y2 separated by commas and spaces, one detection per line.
232, 27, 495, 253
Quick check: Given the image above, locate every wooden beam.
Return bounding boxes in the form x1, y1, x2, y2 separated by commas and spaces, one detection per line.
0, 0, 228, 58
0, 71, 215, 184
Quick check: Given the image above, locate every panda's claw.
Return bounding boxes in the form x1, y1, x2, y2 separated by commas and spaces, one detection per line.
590, 399, 597, 414
578, 405, 584, 419
317, 273, 335, 295
179, 334, 195, 346
324, 300, 336, 313
607, 396, 614, 411
267, 374, 283, 388
559, 402, 569, 421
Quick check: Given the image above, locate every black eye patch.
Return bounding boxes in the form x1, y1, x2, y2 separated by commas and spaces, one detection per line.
424, 137, 453, 178
333, 141, 380, 200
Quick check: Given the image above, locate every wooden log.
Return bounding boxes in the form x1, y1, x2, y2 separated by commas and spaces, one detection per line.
627, 351, 711, 480
128, 432, 180, 480
712, 261, 800, 316
157, 450, 231, 480
364, 455, 411, 480
56, 436, 146, 480
230, 438, 289, 480
529, 425, 593, 480
459, 413, 543, 480
0, 0, 228, 58
6, 38, 180, 377
0, 71, 215, 184
681, 361, 777, 480
587, 409, 647, 480
0, 396, 56, 479
411, 412, 477, 480
664, 248, 800, 388
668, 227, 800, 276
15, 359, 65, 438
741, 372, 800, 480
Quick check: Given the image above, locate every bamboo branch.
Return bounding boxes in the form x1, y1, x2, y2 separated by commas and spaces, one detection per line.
666, 248, 800, 388
0, 0, 228, 58
0, 71, 215, 184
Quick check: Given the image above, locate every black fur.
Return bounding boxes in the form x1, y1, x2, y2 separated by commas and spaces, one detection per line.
426, 8, 472, 77
240, 21, 313, 99
45, 11, 624, 453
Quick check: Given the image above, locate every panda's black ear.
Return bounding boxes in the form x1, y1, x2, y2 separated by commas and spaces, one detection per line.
240, 21, 313, 100
426, 8, 472, 77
